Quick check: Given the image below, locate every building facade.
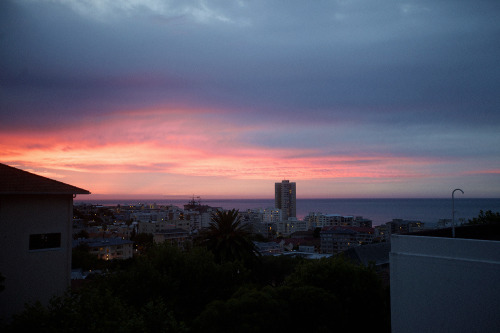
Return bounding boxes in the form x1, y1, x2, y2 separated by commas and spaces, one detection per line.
374, 219, 425, 242
305, 213, 372, 230
275, 180, 296, 221
73, 238, 134, 260
263, 207, 282, 223
0, 163, 90, 319
153, 228, 191, 249
320, 226, 375, 254
390, 234, 500, 333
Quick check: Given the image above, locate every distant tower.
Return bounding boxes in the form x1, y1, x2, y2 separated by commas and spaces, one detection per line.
275, 180, 296, 221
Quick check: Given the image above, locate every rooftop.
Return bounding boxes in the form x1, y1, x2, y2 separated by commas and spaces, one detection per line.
342, 242, 391, 266
408, 223, 500, 241
155, 228, 190, 235
73, 238, 133, 248
0, 163, 90, 195
321, 226, 374, 234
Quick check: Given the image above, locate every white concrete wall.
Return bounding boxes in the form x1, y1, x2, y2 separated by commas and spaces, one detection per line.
390, 235, 500, 333
0, 194, 73, 320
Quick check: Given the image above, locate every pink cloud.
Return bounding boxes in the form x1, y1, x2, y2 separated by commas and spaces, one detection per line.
2, 105, 491, 197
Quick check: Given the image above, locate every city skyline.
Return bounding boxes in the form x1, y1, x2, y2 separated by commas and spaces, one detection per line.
1, 1, 500, 199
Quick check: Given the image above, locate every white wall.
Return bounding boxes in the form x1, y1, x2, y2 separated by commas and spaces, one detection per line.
390, 235, 500, 333
0, 194, 73, 320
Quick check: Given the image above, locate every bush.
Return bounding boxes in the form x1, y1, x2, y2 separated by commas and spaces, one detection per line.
4, 245, 390, 332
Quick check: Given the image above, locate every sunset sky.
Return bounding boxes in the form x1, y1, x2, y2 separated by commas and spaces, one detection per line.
1, 0, 499, 199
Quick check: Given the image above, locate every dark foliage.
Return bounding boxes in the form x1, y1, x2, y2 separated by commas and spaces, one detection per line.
197, 209, 259, 265
130, 232, 154, 253
468, 210, 500, 225
73, 230, 90, 239
72, 243, 100, 270
193, 256, 390, 333
4, 241, 390, 332
249, 254, 303, 286
192, 286, 288, 333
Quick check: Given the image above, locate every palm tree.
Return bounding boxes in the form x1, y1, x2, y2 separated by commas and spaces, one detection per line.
200, 209, 258, 264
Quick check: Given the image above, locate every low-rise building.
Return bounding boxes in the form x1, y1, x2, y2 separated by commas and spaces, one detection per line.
342, 241, 391, 285
254, 241, 284, 256
388, 218, 425, 234
153, 228, 191, 249
0, 164, 90, 318
239, 209, 264, 224
351, 216, 373, 228
320, 226, 375, 254
249, 221, 275, 238
174, 219, 192, 231
298, 245, 315, 253
73, 238, 134, 260
290, 230, 314, 239
374, 223, 391, 242
305, 212, 372, 229
137, 220, 176, 234
262, 207, 282, 223
375, 219, 426, 242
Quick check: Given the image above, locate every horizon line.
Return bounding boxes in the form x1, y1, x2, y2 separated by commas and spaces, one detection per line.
74, 195, 497, 201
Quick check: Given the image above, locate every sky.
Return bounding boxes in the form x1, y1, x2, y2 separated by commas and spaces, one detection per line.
1, 0, 500, 199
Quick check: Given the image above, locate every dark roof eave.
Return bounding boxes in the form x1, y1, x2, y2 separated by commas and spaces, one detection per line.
0, 163, 91, 194
0, 190, 90, 195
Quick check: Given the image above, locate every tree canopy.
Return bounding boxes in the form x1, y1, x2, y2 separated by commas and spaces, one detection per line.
468, 210, 500, 225
3, 243, 390, 332
197, 209, 259, 265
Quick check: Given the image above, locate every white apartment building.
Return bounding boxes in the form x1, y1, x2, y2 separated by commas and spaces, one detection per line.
239, 209, 265, 224
137, 219, 192, 233
320, 226, 375, 254
263, 207, 282, 223
153, 228, 190, 249
130, 211, 168, 223
137, 220, 176, 234
305, 213, 371, 229
182, 210, 212, 229
276, 218, 308, 237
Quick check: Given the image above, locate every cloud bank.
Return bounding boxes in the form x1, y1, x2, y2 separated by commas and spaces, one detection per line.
1, 0, 499, 198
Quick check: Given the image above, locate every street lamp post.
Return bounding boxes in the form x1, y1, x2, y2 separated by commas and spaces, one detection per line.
452, 188, 464, 238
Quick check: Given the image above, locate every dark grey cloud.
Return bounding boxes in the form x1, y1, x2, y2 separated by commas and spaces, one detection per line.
1, 0, 500, 132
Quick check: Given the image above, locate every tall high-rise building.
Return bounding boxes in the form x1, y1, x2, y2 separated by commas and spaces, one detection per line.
275, 180, 296, 221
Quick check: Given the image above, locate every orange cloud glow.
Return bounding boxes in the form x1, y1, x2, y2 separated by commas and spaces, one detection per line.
0, 106, 487, 198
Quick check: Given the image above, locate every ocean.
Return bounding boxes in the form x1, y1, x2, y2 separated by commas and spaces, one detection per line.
74, 198, 500, 227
